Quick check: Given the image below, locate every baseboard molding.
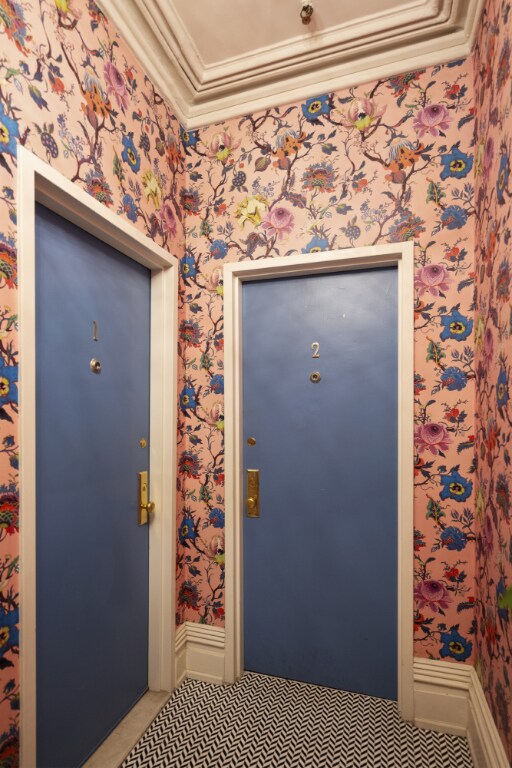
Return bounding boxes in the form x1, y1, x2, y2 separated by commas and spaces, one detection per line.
175, 622, 225, 688
413, 659, 509, 767
467, 667, 509, 768
413, 658, 471, 736
175, 634, 509, 768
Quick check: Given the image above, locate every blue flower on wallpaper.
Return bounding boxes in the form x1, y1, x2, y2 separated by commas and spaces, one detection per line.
301, 95, 331, 122
440, 526, 467, 551
439, 146, 473, 180
440, 309, 473, 341
180, 385, 197, 411
302, 235, 329, 253
210, 374, 224, 395
0, 103, 19, 157
497, 368, 509, 410
180, 253, 197, 280
122, 193, 138, 222
439, 470, 473, 502
210, 240, 228, 259
179, 513, 197, 544
439, 627, 472, 661
497, 578, 509, 622
0, 606, 18, 660
121, 133, 141, 173
209, 508, 225, 528
497, 152, 510, 205
441, 205, 468, 229
0, 359, 17, 408
180, 127, 199, 150
440, 366, 468, 391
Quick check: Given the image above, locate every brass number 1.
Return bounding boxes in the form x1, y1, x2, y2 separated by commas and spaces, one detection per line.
311, 342, 320, 358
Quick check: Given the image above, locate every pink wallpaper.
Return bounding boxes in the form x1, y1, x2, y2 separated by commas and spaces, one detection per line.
473, 0, 512, 760
176, 61, 478, 674
0, 0, 185, 759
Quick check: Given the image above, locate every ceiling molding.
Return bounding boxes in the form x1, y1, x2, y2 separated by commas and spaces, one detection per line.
100, 0, 485, 129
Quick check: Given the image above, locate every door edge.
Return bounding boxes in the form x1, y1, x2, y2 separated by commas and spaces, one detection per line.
223, 244, 415, 721
17, 146, 179, 768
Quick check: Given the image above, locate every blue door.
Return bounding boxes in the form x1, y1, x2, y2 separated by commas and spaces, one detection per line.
35, 204, 151, 767
243, 267, 398, 700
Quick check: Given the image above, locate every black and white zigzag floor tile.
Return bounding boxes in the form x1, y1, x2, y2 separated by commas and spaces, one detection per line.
121, 672, 473, 768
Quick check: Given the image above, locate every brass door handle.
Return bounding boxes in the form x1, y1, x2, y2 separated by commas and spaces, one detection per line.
138, 471, 155, 525
246, 470, 260, 517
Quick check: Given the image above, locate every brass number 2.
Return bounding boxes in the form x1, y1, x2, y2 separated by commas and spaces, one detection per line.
311, 342, 320, 358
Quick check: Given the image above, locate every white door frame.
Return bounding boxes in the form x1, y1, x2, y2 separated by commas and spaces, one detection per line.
223, 243, 415, 721
17, 147, 178, 767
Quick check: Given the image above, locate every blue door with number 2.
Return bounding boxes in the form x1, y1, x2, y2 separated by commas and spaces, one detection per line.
243, 267, 398, 700
36, 204, 151, 767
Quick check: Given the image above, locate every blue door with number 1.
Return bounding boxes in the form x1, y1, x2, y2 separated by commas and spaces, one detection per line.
243, 267, 398, 700
35, 204, 151, 767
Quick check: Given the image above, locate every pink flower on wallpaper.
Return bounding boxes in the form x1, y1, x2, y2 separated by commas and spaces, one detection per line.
414, 423, 452, 454
483, 326, 494, 364
414, 264, 452, 296
414, 579, 452, 612
262, 206, 295, 239
204, 130, 240, 163
104, 61, 129, 111
160, 203, 177, 236
337, 97, 386, 131
413, 104, 451, 137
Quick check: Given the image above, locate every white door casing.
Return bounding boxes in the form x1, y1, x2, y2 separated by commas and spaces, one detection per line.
222, 243, 415, 720
18, 147, 178, 767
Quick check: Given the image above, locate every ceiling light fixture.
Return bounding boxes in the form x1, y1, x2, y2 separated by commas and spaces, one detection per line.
300, 1, 314, 25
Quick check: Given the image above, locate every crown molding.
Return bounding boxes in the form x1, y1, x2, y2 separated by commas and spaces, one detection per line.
100, 0, 484, 129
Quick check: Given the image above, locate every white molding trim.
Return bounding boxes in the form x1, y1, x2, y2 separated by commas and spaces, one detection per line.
413, 658, 471, 736
467, 667, 510, 768
175, 622, 226, 687
223, 243, 415, 721
414, 659, 509, 767
18, 147, 178, 768
101, 0, 484, 128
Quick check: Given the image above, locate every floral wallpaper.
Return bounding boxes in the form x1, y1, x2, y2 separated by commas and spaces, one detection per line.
1, 0, 510, 759
0, 0, 186, 761
175, 56, 479, 675
473, 0, 512, 760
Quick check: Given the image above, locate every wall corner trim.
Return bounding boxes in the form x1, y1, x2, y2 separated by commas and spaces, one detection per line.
175, 622, 226, 688
413, 658, 509, 768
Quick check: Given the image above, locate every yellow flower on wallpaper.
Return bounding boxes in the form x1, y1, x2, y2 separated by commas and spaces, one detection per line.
235, 194, 268, 227
142, 169, 162, 207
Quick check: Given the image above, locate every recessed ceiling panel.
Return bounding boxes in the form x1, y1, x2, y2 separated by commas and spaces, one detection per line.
101, 0, 485, 127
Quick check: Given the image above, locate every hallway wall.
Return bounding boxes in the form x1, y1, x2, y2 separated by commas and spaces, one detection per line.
0, 0, 184, 759
473, 0, 512, 761
176, 60, 478, 673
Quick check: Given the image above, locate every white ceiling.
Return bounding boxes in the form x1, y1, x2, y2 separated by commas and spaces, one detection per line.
101, 0, 485, 128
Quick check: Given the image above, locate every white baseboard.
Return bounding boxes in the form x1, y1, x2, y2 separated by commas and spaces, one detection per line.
175, 622, 225, 687
413, 658, 509, 767
175, 633, 509, 768
467, 667, 509, 768
413, 658, 471, 736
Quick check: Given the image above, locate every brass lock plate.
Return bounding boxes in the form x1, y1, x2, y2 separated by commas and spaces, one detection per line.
246, 469, 260, 518
138, 470, 150, 526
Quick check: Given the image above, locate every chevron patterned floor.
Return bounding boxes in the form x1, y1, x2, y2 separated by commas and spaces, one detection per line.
121, 672, 473, 768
